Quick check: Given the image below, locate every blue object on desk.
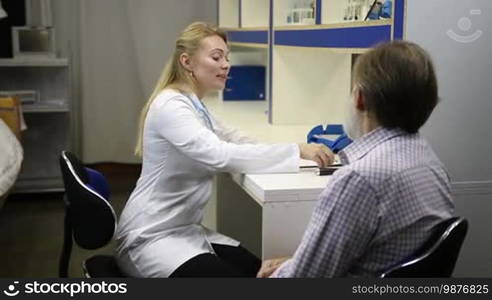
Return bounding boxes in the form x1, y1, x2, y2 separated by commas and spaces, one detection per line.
366, 0, 392, 20
381, 0, 392, 18
223, 65, 266, 101
307, 124, 353, 153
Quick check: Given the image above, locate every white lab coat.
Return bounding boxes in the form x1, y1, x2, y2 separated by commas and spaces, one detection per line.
115, 90, 300, 277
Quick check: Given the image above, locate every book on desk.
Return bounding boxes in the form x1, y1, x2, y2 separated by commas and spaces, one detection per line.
300, 156, 342, 176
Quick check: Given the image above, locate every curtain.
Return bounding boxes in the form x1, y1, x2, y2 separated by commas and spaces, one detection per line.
78, 0, 217, 163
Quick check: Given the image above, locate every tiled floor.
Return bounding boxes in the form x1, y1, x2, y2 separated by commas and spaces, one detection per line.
0, 166, 139, 278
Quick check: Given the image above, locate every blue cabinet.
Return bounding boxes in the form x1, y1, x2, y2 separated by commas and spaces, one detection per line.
223, 65, 265, 101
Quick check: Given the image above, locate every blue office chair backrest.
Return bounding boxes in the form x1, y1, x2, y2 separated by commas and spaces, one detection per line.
59, 151, 116, 250
380, 217, 468, 278
85, 167, 110, 201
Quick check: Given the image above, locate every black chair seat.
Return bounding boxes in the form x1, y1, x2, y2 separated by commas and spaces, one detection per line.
84, 255, 124, 278
380, 217, 468, 278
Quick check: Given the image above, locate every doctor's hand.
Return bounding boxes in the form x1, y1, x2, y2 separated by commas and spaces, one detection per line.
257, 257, 290, 278
298, 143, 334, 168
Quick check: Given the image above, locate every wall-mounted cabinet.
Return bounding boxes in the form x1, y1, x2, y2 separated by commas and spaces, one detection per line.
219, 47, 269, 102
219, 0, 270, 48
275, 0, 393, 27
322, 0, 378, 24
241, 0, 270, 28
220, 0, 405, 125
219, 0, 240, 28
219, 1, 271, 102
221, 0, 402, 43
226, 29, 269, 48
273, 0, 398, 49
274, 0, 316, 27
273, 20, 392, 49
322, 0, 348, 24
219, 0, 270, 29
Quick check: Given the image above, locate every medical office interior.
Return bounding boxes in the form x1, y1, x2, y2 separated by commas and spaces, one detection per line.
0, 0, 491, 278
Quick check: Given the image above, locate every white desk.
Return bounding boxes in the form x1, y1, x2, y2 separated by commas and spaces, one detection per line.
206, 95, 332, 258
217, 169, 331, 259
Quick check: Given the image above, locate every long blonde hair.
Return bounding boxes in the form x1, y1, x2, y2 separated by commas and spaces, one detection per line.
135, 22, 227, 157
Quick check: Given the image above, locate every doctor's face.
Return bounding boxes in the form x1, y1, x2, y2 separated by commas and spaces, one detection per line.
190, 35, 230, 95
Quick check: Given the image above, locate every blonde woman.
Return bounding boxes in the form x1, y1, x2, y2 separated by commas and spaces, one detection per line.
115, 22, 334, 277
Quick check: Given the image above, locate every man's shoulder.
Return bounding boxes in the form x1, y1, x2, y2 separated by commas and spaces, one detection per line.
328, 166, 376, 195
344, 136, 438, 182
341, 151, 396, 187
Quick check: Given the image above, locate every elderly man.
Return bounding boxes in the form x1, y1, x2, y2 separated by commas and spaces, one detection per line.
258, 41, 454, 278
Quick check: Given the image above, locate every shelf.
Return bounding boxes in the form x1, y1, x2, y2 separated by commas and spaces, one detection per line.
219, 0, 270, 28
321, 0, 387, 25
274, 0, 317, 27
20, 98, 69, 113
12, 177, 64, 194
226, 28, 269, 47
274, 21, 392, 48
230, 43, 269, 50
22, 105, 69, 113
274, 19, 391, 30
13, 113, 71, 193
224, 26, 269, 31
0, 58, 69, 67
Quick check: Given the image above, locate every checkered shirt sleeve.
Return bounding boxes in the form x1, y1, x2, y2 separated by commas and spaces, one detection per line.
272, 168, 380, 277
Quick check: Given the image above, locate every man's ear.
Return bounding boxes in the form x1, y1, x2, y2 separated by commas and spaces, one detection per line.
179, 53, 193, 72
354, 88, 366, 111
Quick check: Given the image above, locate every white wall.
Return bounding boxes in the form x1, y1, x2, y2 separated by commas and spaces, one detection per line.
125, 0, 219, 102
406, 0, 492, 276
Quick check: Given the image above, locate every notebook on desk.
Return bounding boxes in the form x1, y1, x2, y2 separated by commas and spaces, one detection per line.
316, 166, 342, 176
300, 155, 341, 169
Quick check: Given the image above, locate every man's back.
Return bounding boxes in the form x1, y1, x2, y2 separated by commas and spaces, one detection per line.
273, 127, 454, 277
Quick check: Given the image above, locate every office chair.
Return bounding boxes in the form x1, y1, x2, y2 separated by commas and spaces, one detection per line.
380, 217, 468, 278
59, 150, 125, 277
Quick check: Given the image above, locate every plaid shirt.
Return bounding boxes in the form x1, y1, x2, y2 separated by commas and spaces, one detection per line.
272, 127, 454, 277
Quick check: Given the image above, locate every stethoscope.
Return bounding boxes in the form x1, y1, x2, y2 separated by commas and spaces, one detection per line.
185, 93, 215, 132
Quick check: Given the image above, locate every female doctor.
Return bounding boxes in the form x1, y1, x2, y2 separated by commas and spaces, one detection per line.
115, 22, 334, 278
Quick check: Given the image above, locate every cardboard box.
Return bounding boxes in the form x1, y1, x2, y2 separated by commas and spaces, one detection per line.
0, 97, 22, 140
